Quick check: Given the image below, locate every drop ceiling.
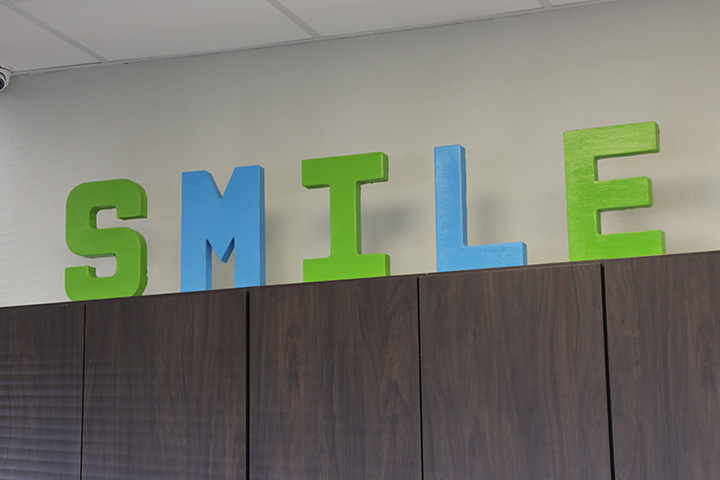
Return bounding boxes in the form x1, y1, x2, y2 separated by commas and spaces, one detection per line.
0, 0, 608, 74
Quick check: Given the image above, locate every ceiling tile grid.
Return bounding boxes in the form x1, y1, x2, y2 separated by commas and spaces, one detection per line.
13, 0, 312, 61
0, 0, 613, 74
276, 0, 543, 37
549, 0, 598, 5
0, 2, 98, 71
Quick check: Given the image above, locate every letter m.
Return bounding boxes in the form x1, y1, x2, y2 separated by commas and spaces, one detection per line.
181, 166, 265, 291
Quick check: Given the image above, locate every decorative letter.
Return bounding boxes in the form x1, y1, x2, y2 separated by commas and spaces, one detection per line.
181, 166, 265, 291
565, 121, 666, 261
435, 145, 527, 272
65, 179, 148, 301
302, 152, 390, 282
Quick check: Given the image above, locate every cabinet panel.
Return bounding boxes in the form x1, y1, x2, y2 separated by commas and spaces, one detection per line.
82, 291, 246, 480
250, 277, 421, 480
605, 252, 720, 479
0, 303, 84, 480
420, 264, 610, 480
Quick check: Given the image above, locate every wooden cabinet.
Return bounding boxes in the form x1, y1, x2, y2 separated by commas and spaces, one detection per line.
82, 291, 247, 479
0, 303, 84, 479
4, 252, 720, 479
420, 263, 611, 480
249, 276, 422, 480
605, 252, 720, 480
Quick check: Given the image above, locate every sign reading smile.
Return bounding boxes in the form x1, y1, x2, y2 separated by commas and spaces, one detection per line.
64, 121, 665, 301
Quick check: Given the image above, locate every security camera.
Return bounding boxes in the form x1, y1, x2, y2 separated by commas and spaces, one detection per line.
0, 66, 11, 92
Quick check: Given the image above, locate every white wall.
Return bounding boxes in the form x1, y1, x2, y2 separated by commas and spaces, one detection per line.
1, 0, 719, 307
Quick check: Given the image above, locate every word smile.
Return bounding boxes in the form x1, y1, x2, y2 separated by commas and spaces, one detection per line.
64, 121, 664, 301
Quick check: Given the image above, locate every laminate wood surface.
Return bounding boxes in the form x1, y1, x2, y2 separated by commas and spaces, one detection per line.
420, 264, 611, 480
82, 290, 247, 480
250, 276, 421, 480
0, 303, 84, 479
605, 252, 720, 480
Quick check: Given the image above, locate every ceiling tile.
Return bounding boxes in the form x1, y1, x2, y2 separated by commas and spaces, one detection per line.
277, 0, 543, 37
16, 0, 312, 62
0, 4, 98, 71
549, 0, 600, 5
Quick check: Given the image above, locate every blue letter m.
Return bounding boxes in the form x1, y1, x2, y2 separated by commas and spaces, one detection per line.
181, 166, 265, 291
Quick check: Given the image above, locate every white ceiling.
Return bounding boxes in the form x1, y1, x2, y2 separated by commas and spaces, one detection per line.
0, 0, 609, 74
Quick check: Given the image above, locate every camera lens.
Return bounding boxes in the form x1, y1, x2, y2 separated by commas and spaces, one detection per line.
0, 68, 8, 91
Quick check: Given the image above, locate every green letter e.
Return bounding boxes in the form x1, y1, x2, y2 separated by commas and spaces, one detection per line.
65, 179, 148, 301
565, 122, 666, 261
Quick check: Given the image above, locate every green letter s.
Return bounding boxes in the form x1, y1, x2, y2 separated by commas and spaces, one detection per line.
65, 179, 148, 301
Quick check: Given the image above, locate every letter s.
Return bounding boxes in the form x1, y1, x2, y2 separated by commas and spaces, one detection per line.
65, 179, 148, 301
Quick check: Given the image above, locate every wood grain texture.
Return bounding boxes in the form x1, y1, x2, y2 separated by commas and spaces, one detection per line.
605, 252, 720, 480
0, 303, 84, 479
420, 264, 611, 480
82, 290, 247, 479
250, 276, 421, 480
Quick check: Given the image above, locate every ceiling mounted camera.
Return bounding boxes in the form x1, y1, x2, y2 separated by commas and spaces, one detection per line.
0, 66, 12, 92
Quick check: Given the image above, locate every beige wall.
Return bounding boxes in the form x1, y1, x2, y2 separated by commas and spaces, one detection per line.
1, 0, 719, 306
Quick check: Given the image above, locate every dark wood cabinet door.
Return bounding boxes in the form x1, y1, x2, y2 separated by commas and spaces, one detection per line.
82, 291, 247, 480
420, 264, 610, 480
605, 252, 720, 480
250, 276, 421, 480
0, 303, 84, 480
